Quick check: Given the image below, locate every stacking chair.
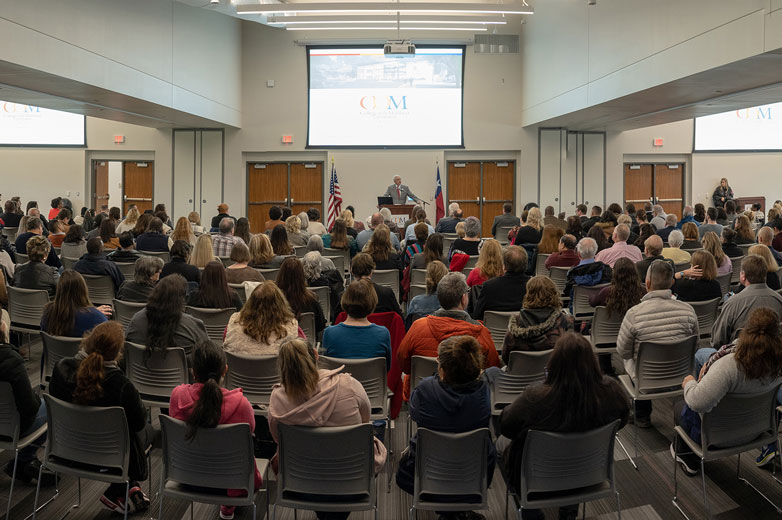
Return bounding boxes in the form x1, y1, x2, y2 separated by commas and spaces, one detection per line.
159, 416, 269, 520
1, 227, 18, 240
324, 247, 350, 275
409, 284, 426, 300
729, 256, 743, 286
298, 312, 316, 346
255, 268, 279, 282
372, 269, 400, 301
535, 253, 550, 277
309, 285, 330, 323
115, 262, 135, 280
494, 226, 513, 245
112, 299, 145, 330
52, 247, 61, 257
60, 257, 78, 270
442, 234, 457, 254
39, 332, 81, 392
218, 256, 235, 268
738, 243, 752, 257
323, 255, 344, 276
224, 352, 280, 415
590, 306, 623, 355
507, 420, 621, 520
82, 274, 116, 306
688, 298, 721, 342
14, 253, 28, 265
138, 250, 169, 263
506, 349, 552, 379
125, 342, 187, 410
715, 272, 731, 296
549, 266, 570, 301
293, 245, 307, 258
618, 335, 698, 469
674, 261, 691, 272
465, 255, 479, 269
491, 363, 547, 416
672, 386, 782, 519
410, 269, 427, 286
8, 286, 48, 354
33, 395, 133, 520
228, 283, 248, 306
0, 383, 52, 520
572, 284, 609, 324
184, 306, 235, 346
483, 310, 516, 351
410, 428, 491, 520
407, 356, 438, 440
273, 423, 377, 520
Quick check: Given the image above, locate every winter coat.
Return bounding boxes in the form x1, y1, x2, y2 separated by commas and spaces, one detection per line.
502, 308, 573, 365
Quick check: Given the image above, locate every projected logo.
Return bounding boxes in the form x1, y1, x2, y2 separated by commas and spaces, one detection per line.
358, 96, 410, 121
736, 106, 772, 120
2, 103, 41, 115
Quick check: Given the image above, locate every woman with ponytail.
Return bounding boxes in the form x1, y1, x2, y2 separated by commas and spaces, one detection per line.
169, 340, 261, 520
269, 338, 386, 520
48, 321, 153, 513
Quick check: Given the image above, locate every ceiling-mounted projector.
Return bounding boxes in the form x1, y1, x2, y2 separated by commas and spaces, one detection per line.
384, 40, 416, 56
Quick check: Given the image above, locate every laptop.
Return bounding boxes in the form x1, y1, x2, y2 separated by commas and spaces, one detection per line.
377, 196, 393, 206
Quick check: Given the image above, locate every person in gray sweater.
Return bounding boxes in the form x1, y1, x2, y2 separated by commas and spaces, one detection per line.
710, 255, 782, 347
673, 308, 782, 475
616, 260, 698, 427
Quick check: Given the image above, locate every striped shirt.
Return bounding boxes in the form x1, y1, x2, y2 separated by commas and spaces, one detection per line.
212, 234, 245, 258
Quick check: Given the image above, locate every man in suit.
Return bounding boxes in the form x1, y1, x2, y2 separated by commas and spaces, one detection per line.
491, 202, 520, 237
383, 175, 420, 205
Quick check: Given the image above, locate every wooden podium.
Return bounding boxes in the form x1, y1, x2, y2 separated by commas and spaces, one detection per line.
734, 197, 765, 214
378, 203, 417, 217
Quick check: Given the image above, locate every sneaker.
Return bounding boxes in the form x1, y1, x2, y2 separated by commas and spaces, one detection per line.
635, 415, 652, 429
756, 444, 778, 467
670, 443, 699, 476
3, 459, 57, 486
100, 494, 127, 514
220, 505, 236, 519
128, 487, 150, 512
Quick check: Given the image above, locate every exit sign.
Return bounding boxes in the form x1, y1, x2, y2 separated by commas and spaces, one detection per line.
653, 138, 664, 147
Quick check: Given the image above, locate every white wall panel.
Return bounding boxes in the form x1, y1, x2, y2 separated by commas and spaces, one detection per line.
173, 131, 196, 221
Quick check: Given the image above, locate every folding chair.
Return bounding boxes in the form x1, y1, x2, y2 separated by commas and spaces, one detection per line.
549, 266, 570, 302
507, 420, 621, 520
324, 247, 350, 275
309, 285, 330, 324
687, 298, 721, 342
224, 352, 280, 415
184, 306, 235, 346
14, 253, 28, 265
1, 227, 18, 240
535, 253, 550, 277
298, 312, 316, 347
410, 269, 427, 286
672, 386, 782, 519
325, 255, 345, 275
138, 250, 170, 263
483, 310, 516, 351
729, 256, 743, 287
7, 286, 48, 355
371, 269, 400, 301
124, 342, 188, 410
572, 284, 609, 324
159, 416, 269, 520
410, 428, 491, 519
738, 244, 752, 257
39, 332, 81, 391
228, 283, 248, 306
618, 335, 698, 469
273, 423, 377, 520
715, 272, 731, 297
115, 262, 135, 280
82, 274, 116, 306
464, 255, 479, 269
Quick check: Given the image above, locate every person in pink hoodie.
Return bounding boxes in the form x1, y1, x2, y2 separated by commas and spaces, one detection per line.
268, 338, 387, 520
169, 341, 262, 520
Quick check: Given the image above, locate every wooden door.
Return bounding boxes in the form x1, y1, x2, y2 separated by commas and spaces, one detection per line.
447, 162, 480, 222
482, 161, 514, 238
624, 164, 653, 214
93, 161, 109, 211
123, 161, 154, 214
290, 163, 323, 218
248, 163, 288, 232
654, 164, 684, 218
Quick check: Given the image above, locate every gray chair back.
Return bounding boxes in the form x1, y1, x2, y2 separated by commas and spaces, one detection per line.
519, 420, 619, 505
410, 269, 427, 286
61, 256, 78, 270
324, 247, 350, 274
409, 284, 426, 300
729, 256, 743, 285
40, 332, 82, 390
324, 255, 345, 275
184, 306, 234, 345
716, 272, 731, 296
371, 269, 399, 301
464, 255, 479, 269
442, 234, 457, 254
309, 286, 330, 323
125, 342, 187, 406
549, 266, 569, 298
139, 250, 170, 262
218, 256, 235, 268
320, 356, 387, 418
635, 335, 697, 395
41, 394, 130, 483
82, 274, 116, 306
0, 382, 21, 449
412, 428, 490, 513
483, 310, 515, 351
492, 371, 533, 414
276, 423, 376, 511
225, 352, 280, 410
572, 284, 609, 322
14, 253, 28, 265
411, 355, 438, 392
7, 286, 48, 331
507, 349, 552, 380
590, 306, 623, 349
535, 253, 550, 277
256, 268, 279, 281
674, 261, 691, 272
1, 227, 18, 240
115, 262, 135, 280
738, 243, 752, 257
687, 298, 721, 340
112, 299, 146, 330
159, 415, 256, 495
495, 226, 514, 245
701, 386, 780, 455
299, 312, 316, 346
228, 283, 248, 306
294, 245, 307, 258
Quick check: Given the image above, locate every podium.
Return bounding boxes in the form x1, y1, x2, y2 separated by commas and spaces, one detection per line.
378, 204, 417, 218
734, 197, 765, 214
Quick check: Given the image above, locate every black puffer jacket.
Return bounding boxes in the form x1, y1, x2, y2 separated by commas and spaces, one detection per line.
501, 308, 573, 365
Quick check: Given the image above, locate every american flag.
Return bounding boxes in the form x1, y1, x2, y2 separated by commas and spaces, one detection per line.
327, 161, 342, 231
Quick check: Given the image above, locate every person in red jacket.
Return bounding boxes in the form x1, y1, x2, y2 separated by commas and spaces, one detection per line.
169, 341, 262, 520
398, 271, 501, 400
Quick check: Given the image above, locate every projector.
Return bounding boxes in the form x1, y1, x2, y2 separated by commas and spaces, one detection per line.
384, 40, 416, 56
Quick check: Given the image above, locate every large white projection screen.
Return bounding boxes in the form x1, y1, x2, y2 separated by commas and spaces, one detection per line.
307, 47, 464, 148
695, 103, 782, 151
0, 101, 85, 146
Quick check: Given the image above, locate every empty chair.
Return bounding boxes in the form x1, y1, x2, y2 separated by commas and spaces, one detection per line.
124, 342, 188, 409
14, 252, 28, 264
371, 269, 400, 301
589, 306, 623, 355
729, 256, 743, 286
228, 283, 248, 306
507, 420, 621, 520
483, 310, 516, 351
115, 262, 135, 280
410, 428, 491, 519
39, 332, 82, 391
82, 274, 116, 306
7, 287, 49, 348
298, 312, 316, 346
409, 284, 426, 300
410, 269, 426, 286
309, 285, 330, 324
324, 247, 350, 274
716, 272, 731, 296
273, 423, 378, 520
571, 284, 609, 323
185, 306, 235, 345
688, 297, 721, 341
225, 352, 280, 413
61, 256, 78, 270
112, 299, 145, 330
535, 253, 550, 277
158, 415, 269, 520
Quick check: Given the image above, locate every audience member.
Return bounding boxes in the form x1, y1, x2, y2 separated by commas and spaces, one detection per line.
403, 208, 434, 243
223, 282, 299, 356
513, 207, 543, 246
366, 224, 403, 279
73, 238, 125, 292
135, 217, 169, 252
575, 204, 589, 224
356, 213, 401, 251
716, 207, 729, 226
721, 228, 743, 258
672, 250, 722, 302
733, 215, 756, 244
340, 209, 359, 238
223, 242, 263, 284
162, 240, 201, 283
698, 207, 723, 239
131, 213, 154, 239
581, 205, 601, 233
544, 234, 580, 269
587, 224, 610, 252
565, 215, 584, 241
305, 208, 328, 235
168, 216, 196, 249
758, 227, 782, 266
60, 224, 88, 259
635, 235, 674, 280
0, 200, 22, 228
213, 218, 246, 258
406, 260, 448, 327
285, 215, 307, 247
617, 260, 698, 427
107, 231, 142, 264
656, 214, 678, 241
661, 230, 692, 264
117, 256, 163, 303
277, 257, 326, 336
693, 203, 706, 223
588, 257, 645, 316
681, 222, 702, 249
701, 231, 732, 276
232, 217, 251, 245
47, 197, 62, 221
47, 219, 66, 247
594, 210, 618, 239
595, 224, 643, 267
410, 233, 447, 269
403, 222, 429, 267
772, 218, 782, 252
302, 251, 344, 321
649, 205, 667, 230
466, 239, 504, 287
270, 224, 293, 257
211, 203, 235, 231
747, 244, 781, 291
449, 216, 482, 261
188, 211, 205, 235
305, 235, 336, 272
115, 207, 139, 234
41, 270, 109, 336
12, 235, 59, 297
542, 205, 567, 231
323, 218, 358, 256
724, 199, 738, 225
264, 206, 283, 232
248, 233, 285, 269
537, 224, 564, 255
454, 221, 466, 238
564, 237, 612, 299
15, 217, 61, 269
473, 246, 530, 320
186, 261, 242, 312
676, 205, 699, 229
435, 203, 462, 234
491, 202, 520, 237
348, 253, 402, 316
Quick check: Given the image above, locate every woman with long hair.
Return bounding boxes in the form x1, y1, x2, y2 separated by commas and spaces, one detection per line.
187, 261, 243, 311
41, 270, 109, 336
99, 218, 120, 250
634, 223, 656, 251
131, 212, 154, 238
60, 224, 88, 259
701, 231, 732, 276
672, 250, 722, 302
116, 256, 164, 303
513, 207, 543, 246
565, 216, 584, 241
169, 341, 262, 519
410, 233, 445, 269
189, 233, 217, 269
168, 216, 196, 248
405, 260, 448, 327
693, 203, 706, 223
588, 224, 610, 252
248, 233, 285, 268
340, 209, 358, 238
126, 275, 209, 355
503, 275, 573, 364
49, 322, 153, 512
234, 217, 251, 246
747, 245, 781, 290
537, 224, 564, 255
589, 257, 646, 316
224, 242, 264, 284
466, 238, 504, 287
498, 333, 629, 515
285, 215, 307, 247
323, 218, 358, 256
733, 215, 755, 244
277, 257, 325, 336
270, 224, 293, 256
223, 281, 299, 356
365, 224, 403, 275
681, 222, 702, 249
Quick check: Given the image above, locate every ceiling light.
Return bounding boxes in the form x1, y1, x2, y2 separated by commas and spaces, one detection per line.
267, 15, 507, 25
237, 2, 534, 16
285, 26, 489, 31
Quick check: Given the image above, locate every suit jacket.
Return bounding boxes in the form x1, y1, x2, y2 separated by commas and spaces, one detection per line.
384, 184, 419, 205
491, 214, 521, 237
472, 271, 530, 320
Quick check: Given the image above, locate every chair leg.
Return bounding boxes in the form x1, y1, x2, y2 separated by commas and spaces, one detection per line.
31, 455, 42, 520
272, 503, 277, 520
616, 491, 621, 520
670, 436, 691, 519
386, 416, 392, 494
252, 503, 256, 520
737, 450, 782, 513
123, 482, 129, 520
632, 399, 638, 467
505, 487, 509, 520
581, 502, 586, 520
190, 501, 194, 520
700, 458, 709, 519
408, 505, 415, 520
6, 450, 18, 520
615, 435, 636, 471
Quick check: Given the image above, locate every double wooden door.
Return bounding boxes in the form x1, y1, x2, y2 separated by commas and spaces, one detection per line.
247, 162, 323, 233
624, 163, 684, 218
93, 160, 155, 214
447, 161, 515, 238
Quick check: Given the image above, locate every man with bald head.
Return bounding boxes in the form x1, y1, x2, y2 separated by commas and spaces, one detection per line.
356, 212, 401, 251
758, 226, 782, 266
595, 224, 643, 267
383, 175, 420, 205
635, 235, 674, 280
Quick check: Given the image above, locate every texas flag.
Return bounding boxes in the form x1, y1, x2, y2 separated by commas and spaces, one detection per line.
434, 165, 445, 223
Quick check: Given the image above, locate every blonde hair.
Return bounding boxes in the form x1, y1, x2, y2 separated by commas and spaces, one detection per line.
340, 209, 355, 228
749, 244, 779, 273
475, 239, 503, 280
124, 206, 140, 226
171, 216, 195, 244
425, 260, 448, 295
249, 233, 275, 265
190, 234, 217, 268
455, 221, 466, 238
701, 231, 726, 268
526, 207, 543, 231
188, 211, 201, 226
285, 215, 301, 236
278, 338, 319, 403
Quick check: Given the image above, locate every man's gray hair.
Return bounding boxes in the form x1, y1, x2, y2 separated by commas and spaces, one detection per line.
393, 175, 401, 181
614, 224, 630, 242
683, 205, 694, 217
26, 216, 42, 231
652, 204, 664, 216
302, 251, 322, 280
617, 214, 631, 226
298, 212, 309, 230
134, 255, 163, 285
306, 234, 324, 252
436, 271, 468, 310
370, 213, 384, 228
448, 202, 460, 216
576, 237, 598, 259
464, 216, 481, 238
219, 217, 235, 234
665, 214, 678, 227
379, 207, 393, 222
668, 230, 684, 248
646, 259, 674, 290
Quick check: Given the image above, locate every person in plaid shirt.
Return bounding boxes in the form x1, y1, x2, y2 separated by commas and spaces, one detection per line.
212, 218, 245, 258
